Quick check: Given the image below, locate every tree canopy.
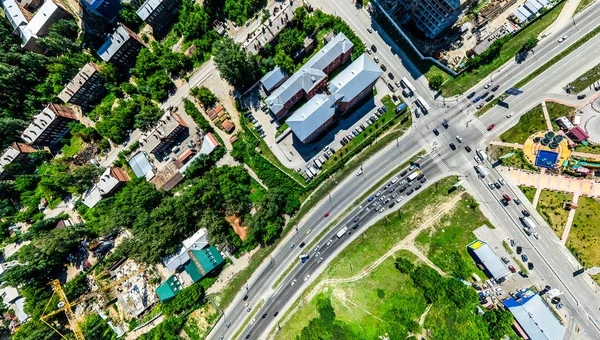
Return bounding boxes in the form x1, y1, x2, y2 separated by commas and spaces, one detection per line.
213, 37, 262, 90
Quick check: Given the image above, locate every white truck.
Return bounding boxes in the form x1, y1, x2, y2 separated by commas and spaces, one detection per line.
400, 77, 416, 97
476, 149, 488, 162
475, 165, 489, 178
407, 169, 422, 181
308, 167, 317, 177
520, 216, 536, 230
314, 158, 322, 169
336, 226, 348, 238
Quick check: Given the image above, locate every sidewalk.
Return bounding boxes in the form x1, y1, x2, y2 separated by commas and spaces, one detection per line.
490, 140, 524, 149
560, 192, 580, 244
540, 0, 582, 38
505, 168, 600, 197
541, 101, 554, 131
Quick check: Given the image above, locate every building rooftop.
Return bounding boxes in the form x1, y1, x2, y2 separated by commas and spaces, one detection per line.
330, 54, 383, 103
260, 66, 288, 92
21, 103, 77, 145
568, 126, 589, 142
287, 94, 337, 142
149, 160, 183, 191
20, 0, 63, 42
136, 0, 164, 21
162, 229, 209, 272
1, 0, 28, 33
81, 167, 130, 208
503, 288, 565, 340
467, 240, 510, 279
184, 246, 225, 283
221, 119, 234, 133
128, 151, 154, 179
178, 133, 221, 174
0, 143, 37, 169
57, 62, 102, 103
97, 24, 143, 63
140, 112, 187, 153
265, 32, 353, 116
155, 275, 182, 302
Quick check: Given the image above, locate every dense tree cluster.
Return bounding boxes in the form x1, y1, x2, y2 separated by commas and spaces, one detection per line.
0, 18, 87, 149
213, 37, 262, 90
222, 0, 267, 26
190, 86, 217, 107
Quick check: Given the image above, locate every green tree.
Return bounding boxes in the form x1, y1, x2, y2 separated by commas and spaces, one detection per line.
429, 74, 444, 90
134, 104, 163, 130
191, 86, 217, 107
81, 313, 116, 340
482, 308, 514, 339
213, 37, 262, 90
0, 117, 26, 150
37, 19, 79, 56
521, 37, 539, 53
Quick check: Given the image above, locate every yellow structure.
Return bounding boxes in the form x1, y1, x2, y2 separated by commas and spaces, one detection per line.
523, 131, 571, 167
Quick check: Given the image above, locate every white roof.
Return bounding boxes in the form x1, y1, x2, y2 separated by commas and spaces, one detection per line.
260, 66, 288, 92
0, 0, 28, 32
0, 286, 20, 305
21, 0, 60, 42
513, 9, 528, 22
503, 289, 566, 340
97, 25, 136, 62
468, 241, 510, 279
330, 54, 382, 103
199, 132, 220, 155
0, 146, 21, 169
136, 0, 162, 21
82, 167, 121, 208
162, 229, 209, 272
287, 94, 337, 142
57, 62, 101, 103
128, 152, 153, 178
12, 297, 29, 323
524, 0, 542, 13
265, 32, 353, 116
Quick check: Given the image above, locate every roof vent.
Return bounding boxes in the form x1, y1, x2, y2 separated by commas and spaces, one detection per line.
311, 76, 316, 82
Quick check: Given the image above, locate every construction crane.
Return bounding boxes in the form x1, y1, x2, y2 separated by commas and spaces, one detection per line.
40, 267, 146, 339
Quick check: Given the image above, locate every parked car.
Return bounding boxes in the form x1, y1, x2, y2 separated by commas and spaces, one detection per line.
380, 64, 387, 71
467, 92, 476, 99
433, 128, 439, 136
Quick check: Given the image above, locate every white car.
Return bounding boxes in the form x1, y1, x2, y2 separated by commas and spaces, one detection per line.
366, 48, 372, 54
291, 279, 297, 286
326, 239, 333, 246
304, 274, 311, 282
488, 182, 495, 189
367, 27, 373, 33
391, 176, 398, 184
356, 169, 363, 176
533, 232, 540, 240
506, 112, 513, 118
396, 196, 404, 203
373, 57, 380, 63
456, 136, 463, 143
484, 83, 492, 89
558, 35, 567, 43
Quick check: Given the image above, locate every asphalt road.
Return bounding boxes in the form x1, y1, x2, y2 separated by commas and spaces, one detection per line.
209, 2, 600, 339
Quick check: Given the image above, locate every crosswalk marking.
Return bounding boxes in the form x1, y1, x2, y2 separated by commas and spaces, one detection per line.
418, 138, 432, 153
471, 118, 490, 136
458, 154, 478, 174
418, 138, 450, 173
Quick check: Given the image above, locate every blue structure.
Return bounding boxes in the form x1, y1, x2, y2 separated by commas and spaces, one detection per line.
81, 0, 122, 22
535, 150, 559, 169
503, 288, 565, 340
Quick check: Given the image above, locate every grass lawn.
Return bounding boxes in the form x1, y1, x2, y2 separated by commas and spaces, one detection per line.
567, 62, 600, 93
567, 197, 600, 268
499, 104, 546, 144
536, 190, 572, 238
488, 145, 539, 172
324, 177, 461, 280
574, 143, 600, 155
575, 0, 596, 14
61, 135, 84, 158
249, 178, 267, 204
519, 185, 537, 203
439, 2, 565, 96
275, 122, 289, 137
414, 193, 490, 279
546, 102, 575, 131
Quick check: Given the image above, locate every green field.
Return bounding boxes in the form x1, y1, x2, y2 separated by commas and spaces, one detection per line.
488, 145, 539, 172
325, 176, 461, 280
567, 62, 600, 93
574, 143, 600, 155
439, 2, 565, 96
519, 185, 537, 203
536, 190, 572, 238
415, 193, 490, 279
500, 104, 546, 144
567, 197, 600, 268
546, 102, 575, 131
61, 135, 84, 158
576, 0, 596, 14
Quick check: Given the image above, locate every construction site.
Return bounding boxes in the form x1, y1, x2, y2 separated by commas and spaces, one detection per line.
380, 0, 555, 71
40, 258, 159, 340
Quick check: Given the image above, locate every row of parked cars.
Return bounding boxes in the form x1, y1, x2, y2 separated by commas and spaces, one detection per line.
468, 83, 500, 109
339, 106, 388, 147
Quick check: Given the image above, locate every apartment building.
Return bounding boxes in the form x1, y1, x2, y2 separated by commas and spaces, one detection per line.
58, 62, 106, 109
21, 103, 78, 147
97, 24, 144, 68
136, 0, 181, 35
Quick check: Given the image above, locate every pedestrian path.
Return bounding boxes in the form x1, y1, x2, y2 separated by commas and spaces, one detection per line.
572, 151, 600, 160
561, 192, 580, 245
541, 101, 554, 131
505, 168, 600, 197
471, 118, 491, 137
489, 140, 524, 149
532, 187, 543, 207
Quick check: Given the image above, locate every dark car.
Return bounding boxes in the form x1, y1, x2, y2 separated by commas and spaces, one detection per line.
380, 64, 387, 71
486, 94, 495, 102
449, 143, 456, 150
299, 242, 306, 248
262, 313, 268, 319
414, 184, 422, 190
473, 96, 481, 103
246, 334, 251, 339
528, 262, 534, 270
577, 94, 586, 100
481, 91, 489, 99
521, 254, 528, 262
491, 85, 500, 92
442, 120, 449, 129
518, 270, 528, 278
467, 91, 476, 99
387, 83, 395, 92
388, 202, 395, 208
522, 210, 530, 217
433, 128, 439, 136
274, 311, 279, 317
400, 170, 408, 176
243, 295, 249, 301
387, 73, 395, 80
371, 44, 377, 52
516, 246, 522, 254
465, 146, 472, 152
398, 186, 406, 192
416, 174, 424, 180
420, 177, 427, 183
406, 189, 414, 195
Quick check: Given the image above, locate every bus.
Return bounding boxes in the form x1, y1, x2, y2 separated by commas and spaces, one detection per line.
400, 77, 416, 96
407, 169, 422, 181
476, 149, 488, 162
414, 96, 430, 114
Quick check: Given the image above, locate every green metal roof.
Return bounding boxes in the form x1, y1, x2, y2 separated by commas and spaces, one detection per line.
155, 275, 182, 302
184, 246, 225, 283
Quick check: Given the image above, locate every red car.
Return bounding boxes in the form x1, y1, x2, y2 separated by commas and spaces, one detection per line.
508, 265, 516, 273
324, 212, 329, 217
502, 194, 511, 202
487, 124, 495, 131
